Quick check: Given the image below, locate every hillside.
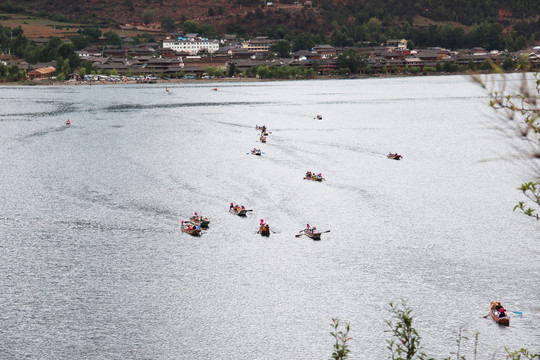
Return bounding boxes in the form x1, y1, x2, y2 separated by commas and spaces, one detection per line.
6, 0, 539, 33
1, 0, 539, 51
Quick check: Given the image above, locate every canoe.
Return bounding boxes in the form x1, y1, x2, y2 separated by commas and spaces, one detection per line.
490, 302, 510, 326
230, 207, 250, 216
181, 225, 202, 236
259, 225, 270, 237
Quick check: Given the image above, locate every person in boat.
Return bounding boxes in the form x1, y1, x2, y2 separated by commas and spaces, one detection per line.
65, 119, 71, 125
230, 202, 234, 209
306, 224, 311, 234
306, 171, 312, 178
494, 303, 506, 317
318, 173, 322, 179
241, 205, 245, 210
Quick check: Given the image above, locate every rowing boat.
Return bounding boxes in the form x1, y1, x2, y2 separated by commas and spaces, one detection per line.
260, 136, 266, 143
304, 173, 324, 181
387, 153, 402, 160
490, 301, 510, 326
259, 224, 270, 236
190, 215, 209, 228
230, 207, 250, 216
251, 149, 262, 156
181, 221, 202, 236
303, 229, 321, 240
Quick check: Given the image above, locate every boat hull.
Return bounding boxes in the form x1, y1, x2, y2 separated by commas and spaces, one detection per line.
230, 208, 248, 216
303, 230, 321, 240
181, 227, 202, 236
490, 311, 510, 326
304, 176, 323, 181
259, 226, 270, 236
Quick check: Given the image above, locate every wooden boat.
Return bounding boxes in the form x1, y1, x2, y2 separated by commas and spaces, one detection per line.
302, 229, 321, 240
315, 114, 323, 120
258, 224, 270, 237
181, 221, 202, 236
260, 136, 266, 143
251, 149, 262, 156
229, 206, 251, 216
65, 120, 71, 125
387, 153, 402, 160
304, 172, 324, 181
190, 215, 209, 228
255, 125, 266, 131
490, 301, 510, 326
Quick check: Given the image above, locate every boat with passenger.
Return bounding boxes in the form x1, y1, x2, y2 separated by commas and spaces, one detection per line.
189, 213, 210, 228
304, 171, 324, 181
387, 152, 402, 160
251, 148, 262, 156
229, 203, 252, 216
181, 220, 202, 236
490, 301, 510, 326
258, 219, 270, 236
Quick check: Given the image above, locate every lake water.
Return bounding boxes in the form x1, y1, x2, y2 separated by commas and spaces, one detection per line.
0, 75, 538, 360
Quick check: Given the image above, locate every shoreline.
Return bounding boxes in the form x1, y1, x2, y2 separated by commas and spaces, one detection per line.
0, 70, 526, 86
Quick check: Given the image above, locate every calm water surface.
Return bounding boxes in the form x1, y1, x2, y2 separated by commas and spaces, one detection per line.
0, 75, 538, 359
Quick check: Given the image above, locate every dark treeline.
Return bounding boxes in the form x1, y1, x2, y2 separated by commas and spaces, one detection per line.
225, 0, 539, 51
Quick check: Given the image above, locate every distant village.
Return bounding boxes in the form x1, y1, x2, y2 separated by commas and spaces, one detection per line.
2, 32, 540, 82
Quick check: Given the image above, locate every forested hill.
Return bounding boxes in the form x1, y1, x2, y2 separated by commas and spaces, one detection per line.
2, 0, 539, 50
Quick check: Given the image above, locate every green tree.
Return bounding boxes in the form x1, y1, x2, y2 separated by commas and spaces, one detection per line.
337, 49, 368, 73
502, 56, 515, 71
104, 31, 122, 46
161, 15, 177, 32
79, 67, 86, 78
256, 65, 270, 78
270, 39, 291, 58
142, 10, 154, 25
183, 20, 200, 34
80, 27, 102, 43
228, 62, 238, 77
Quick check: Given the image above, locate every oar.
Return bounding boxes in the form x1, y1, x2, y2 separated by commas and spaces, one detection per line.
482, 313, 491, 318
317, 230, 331, 234
295, 233, 305, 237
510, 311, 523, 315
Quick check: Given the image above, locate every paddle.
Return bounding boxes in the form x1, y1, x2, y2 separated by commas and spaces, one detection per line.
482, 313, 491, 318
295, 233, 305, 237
510, 311, 523, 315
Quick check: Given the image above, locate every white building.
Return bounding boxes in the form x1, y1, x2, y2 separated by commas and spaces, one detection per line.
162, 36, 219, 55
